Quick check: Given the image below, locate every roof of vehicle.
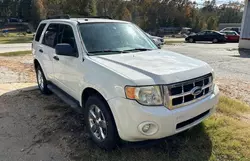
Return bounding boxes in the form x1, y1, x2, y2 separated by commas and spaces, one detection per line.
41, 18, 129, 24
222, 27, 240, 29
220, 30, 237, 33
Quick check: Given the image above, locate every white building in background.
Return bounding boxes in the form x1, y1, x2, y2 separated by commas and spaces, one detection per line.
239, 0, 250, 49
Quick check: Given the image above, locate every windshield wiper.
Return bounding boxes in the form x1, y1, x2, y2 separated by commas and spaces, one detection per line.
88, 50, 127, 55
122, 48, 153, 52
88, 48, 152, 55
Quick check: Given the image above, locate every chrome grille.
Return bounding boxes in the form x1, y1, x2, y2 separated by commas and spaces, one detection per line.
163, 73, 213, 110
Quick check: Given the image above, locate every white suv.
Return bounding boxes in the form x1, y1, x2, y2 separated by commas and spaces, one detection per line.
32, 16, 219, 150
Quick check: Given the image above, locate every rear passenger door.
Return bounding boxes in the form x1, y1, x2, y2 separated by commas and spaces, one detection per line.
39, 23, 59, 80
33, 23, 54, 80
52, 23, 81, 99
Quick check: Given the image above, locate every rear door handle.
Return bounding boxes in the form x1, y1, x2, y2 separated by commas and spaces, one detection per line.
39, 49, 43, 53
53, 56, 59, 61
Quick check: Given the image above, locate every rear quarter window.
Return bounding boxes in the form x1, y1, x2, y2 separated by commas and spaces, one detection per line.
35, 23, 46, 42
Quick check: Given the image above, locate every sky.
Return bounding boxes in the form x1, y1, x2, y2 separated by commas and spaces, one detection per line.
194, 0, 244, 6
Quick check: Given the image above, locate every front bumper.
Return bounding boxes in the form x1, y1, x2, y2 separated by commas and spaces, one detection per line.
108, 85, 219, 141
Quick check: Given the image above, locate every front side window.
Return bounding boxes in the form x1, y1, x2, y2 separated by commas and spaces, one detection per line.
79, 22, 157, 55
60, 25, 77, 50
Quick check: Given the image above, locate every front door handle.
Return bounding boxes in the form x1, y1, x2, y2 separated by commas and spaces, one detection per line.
39, 49, 43, 53
53, 56, 59, 61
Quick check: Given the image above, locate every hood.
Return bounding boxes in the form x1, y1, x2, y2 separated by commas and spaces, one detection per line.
89, 50, 212, 85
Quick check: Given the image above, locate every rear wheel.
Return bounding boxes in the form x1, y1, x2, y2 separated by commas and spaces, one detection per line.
36, 66, 51, 94
189, 38, 194, 43
84, 95, 119, 150
212, 38, 218, 43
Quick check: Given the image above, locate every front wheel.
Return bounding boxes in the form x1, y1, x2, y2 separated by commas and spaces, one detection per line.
84, 96, 119, 150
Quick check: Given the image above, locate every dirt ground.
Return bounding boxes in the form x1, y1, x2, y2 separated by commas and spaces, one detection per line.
0, 54, 35, 84
0, 46, 249, 160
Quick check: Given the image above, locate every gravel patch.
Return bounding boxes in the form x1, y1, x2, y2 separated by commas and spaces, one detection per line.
0, 55, 35, 83
164, 43, 250, 105
0, 43, 31, 53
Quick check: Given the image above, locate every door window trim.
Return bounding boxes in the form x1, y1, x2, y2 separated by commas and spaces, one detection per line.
57, 24, 79, 57
40, 21, 81, 58
42, 23, 60, 49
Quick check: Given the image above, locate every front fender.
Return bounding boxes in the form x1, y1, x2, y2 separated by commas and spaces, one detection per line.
78, 58, 135, 107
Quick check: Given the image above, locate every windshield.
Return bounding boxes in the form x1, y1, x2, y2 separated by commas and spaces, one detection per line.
79, 22, 158, 55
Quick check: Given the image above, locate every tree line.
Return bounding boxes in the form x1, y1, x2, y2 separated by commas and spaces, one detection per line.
0, 0, 244, 31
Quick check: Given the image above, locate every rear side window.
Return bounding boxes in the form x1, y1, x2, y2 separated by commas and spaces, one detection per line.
226, 32, 236, 36
35, 23, 46, 42
42, 24, 59, 48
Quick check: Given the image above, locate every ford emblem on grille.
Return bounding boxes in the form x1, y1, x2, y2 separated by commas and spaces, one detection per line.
191, 86, 202, 96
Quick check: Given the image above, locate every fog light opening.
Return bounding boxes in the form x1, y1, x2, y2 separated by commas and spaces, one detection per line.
138, 122, 158, 136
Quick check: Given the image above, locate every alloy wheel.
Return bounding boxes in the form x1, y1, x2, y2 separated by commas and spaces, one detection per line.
88, 104, 108, 141
37, 69, 44, 90
189, 38, 194, 43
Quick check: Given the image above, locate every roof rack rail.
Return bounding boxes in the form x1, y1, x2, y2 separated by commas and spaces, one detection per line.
47, 15, 113, 20
47, 14, 71, 19
86, 16, 113, 19
70, 16, 113, 20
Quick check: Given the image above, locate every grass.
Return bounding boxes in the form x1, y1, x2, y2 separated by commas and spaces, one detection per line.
0, 33, 33, 44
204, 96, 250, 161
0, 50, 31, 56
66, 96, 250, 161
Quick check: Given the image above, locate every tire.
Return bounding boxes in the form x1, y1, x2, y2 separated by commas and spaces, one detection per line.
36, 65, 51, 94
189, 38, 194, 43
84, 95, 119, 150
212, 38, 218, 43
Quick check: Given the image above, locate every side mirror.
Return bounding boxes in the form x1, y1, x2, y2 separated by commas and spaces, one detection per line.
55, 43, 76, 57
156, 43, 161, 49
152, 39, 161, 49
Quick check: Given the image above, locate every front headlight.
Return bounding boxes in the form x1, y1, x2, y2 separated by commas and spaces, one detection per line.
211, 70, 215, 92
125, 86, 163, 106
211, 69, 215, 79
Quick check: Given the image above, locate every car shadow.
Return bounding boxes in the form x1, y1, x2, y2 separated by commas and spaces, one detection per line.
232, 49, 250, 58
0, 88, 213, 161
185, 41, 227, 44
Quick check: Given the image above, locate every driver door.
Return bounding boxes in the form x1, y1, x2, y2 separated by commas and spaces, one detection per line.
196, 31, 206, 41
52, 24, 81, 99
205, 31, 215, 41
